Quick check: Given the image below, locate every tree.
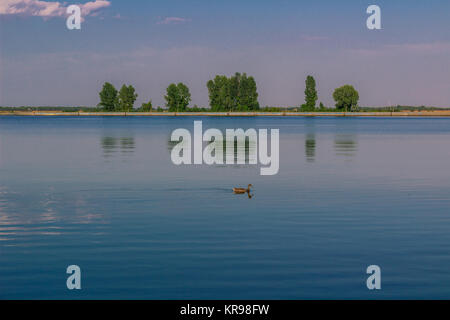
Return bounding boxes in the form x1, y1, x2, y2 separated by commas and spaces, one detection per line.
236, 73, 259, 111
118, 84, 138, 112
177, 83, 191, 111
304, 75, 318, 111
229, 72, 241, 110
140, 100, 153, 112
165, 84, 178, 111
207, 75, 232, 111
333, 85, 359, 112
165, 83, 191, 112
98, 82, 118, 111
206, 73, 259, 111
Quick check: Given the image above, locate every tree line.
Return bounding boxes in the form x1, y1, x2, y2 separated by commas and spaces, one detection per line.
207, 72, 259, 111
98, 74, 360, 112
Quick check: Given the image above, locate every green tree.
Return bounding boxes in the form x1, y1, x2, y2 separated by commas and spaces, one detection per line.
229, 72, 241, 110
98, 82, 118, 111
165, 84, 178, 111
165, 83, 191, 112
118, 84, 138, 111
206, 79, 218, 110
177, 83, 191, 111
304, 75, 318, 111
140, 100, 153, 112
206, 73, 259, 111
333, 85, 359, 112
236, 73, 259, 111
207, 75, 231, 111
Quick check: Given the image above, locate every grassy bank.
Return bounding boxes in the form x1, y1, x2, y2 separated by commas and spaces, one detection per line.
2, 110, 450, 117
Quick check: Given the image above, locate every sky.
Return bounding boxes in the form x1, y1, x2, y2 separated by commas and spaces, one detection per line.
1, 0, 450, 108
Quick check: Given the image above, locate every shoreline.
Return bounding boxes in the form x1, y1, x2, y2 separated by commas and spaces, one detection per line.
1, 111, 450, 117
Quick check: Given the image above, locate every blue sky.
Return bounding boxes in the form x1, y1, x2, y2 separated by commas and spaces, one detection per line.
1, 0, 450, 107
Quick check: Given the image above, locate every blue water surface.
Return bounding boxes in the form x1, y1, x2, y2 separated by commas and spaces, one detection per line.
1, 116, 450, 299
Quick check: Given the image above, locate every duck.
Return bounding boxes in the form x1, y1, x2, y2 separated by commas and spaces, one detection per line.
233, 184, 253, 194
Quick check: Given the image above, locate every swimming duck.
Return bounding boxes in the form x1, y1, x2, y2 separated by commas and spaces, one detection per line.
233, 184, 253, 194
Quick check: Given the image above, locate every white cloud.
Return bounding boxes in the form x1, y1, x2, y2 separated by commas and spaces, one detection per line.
0, 0, 111, 18
157, 17, 191, 25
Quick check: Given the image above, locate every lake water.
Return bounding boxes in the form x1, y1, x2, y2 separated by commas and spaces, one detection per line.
1, 116, 450, 299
